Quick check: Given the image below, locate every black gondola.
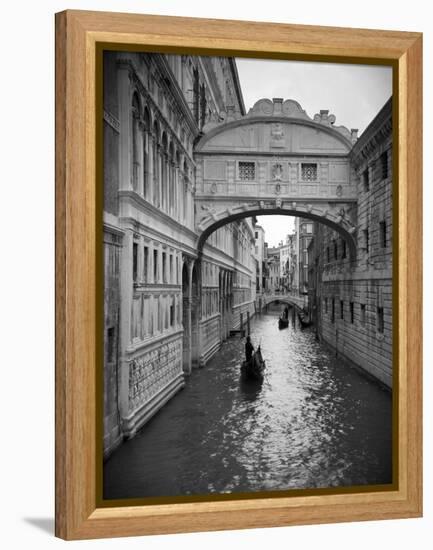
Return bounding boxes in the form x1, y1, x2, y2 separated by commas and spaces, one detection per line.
241, 346, 266, 381
278, 316, 289, 329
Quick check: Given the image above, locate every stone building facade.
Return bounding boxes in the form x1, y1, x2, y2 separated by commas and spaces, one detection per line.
103, 51, 255, 457
266, 247, 281, 291
297, 218, 314, 294
254, 224, 266, 293
307, 98, 392, 388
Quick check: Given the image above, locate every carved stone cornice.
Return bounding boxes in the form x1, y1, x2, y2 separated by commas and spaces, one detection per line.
350, 98, 392, 168
103, 109, 120, 133
116, 56, 195, 164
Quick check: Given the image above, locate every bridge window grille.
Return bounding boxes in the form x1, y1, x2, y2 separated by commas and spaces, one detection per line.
301, 163, 318, 181
350, 302, 354, 323
340, 300, 344, 320
238, 161, 256, 181
331, 298, 335, 323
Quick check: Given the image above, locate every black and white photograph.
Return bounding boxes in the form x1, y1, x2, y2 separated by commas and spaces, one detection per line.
102, 50, 393, 501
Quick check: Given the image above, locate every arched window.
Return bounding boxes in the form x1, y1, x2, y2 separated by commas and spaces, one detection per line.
131, 93, 141, 191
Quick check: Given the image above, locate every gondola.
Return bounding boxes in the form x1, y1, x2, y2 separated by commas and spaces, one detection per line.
241, 346, 266, 381
278, 315, 289, 329
297, 311, 312, 329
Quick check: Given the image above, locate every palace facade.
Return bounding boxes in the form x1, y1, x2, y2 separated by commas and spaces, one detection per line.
103, 51, 255, 457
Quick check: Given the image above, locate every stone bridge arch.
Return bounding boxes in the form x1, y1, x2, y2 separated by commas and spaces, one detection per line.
196, 205, 357, 260
194, 97, 359, 258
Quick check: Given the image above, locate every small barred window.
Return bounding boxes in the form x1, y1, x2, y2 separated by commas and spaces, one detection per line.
301, 163, 318, 181
381, 151, 388, 179
239, 162, 255, 181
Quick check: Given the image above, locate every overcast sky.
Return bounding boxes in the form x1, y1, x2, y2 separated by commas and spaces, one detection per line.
235, 57, 392, 246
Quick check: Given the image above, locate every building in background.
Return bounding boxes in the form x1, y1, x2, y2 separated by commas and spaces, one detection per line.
266, 247, 281, 292
278, 236, 291, 291
297, 218, 314, 296
254, 223, 266, 294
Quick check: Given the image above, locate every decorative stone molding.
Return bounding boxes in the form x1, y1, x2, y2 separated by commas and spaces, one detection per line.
128, 338, 182, 413
103, 109, 120, 133
272, 163, 283, 181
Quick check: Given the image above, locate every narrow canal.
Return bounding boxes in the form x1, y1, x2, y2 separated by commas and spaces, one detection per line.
104, 308, 392, 500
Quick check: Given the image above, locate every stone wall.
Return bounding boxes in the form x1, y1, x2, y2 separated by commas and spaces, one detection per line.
122, 332, 184, 438
310, 98, 393, 388
103, 228, 123, 457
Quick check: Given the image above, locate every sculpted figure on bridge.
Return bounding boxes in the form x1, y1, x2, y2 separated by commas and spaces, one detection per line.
272, 163, 283, 181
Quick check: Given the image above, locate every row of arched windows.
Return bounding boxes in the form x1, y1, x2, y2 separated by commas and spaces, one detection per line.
130, 90, 193, 225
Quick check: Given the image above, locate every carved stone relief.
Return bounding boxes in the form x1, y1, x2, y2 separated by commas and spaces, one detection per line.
270, 123, 285, 148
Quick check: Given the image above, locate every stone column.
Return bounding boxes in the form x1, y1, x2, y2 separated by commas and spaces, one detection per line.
182, 257, 192, 375
174, 163, 179, 221
149, 242, 155, 284
156, 247, 164, 284
118, 230, 134, 422
136, 121, 144, 195
118, 66, 132, 191
170, 160, 175, 217
157, 144, 162, 208
142, 131, 148, 200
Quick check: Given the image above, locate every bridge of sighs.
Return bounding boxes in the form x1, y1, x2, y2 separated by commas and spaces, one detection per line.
194, 97, 360, 258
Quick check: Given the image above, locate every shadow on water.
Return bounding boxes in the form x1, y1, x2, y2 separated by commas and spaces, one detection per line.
239, 375, 263, 401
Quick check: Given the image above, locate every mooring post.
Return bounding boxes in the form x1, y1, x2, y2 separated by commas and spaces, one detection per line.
247, 311, 251, 335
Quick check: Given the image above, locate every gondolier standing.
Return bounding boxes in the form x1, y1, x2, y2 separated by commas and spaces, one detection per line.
245, 336, 254, 362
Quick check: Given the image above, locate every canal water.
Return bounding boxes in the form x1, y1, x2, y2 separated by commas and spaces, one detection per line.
104, 308, 392, 500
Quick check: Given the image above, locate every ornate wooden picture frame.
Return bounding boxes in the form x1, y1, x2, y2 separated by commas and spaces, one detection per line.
55, 10, 422, 540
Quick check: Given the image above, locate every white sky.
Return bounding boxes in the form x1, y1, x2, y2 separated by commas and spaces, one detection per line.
235, 57, 392, 247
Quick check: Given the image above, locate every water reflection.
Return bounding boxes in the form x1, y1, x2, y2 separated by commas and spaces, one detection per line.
104, 309, 392, 499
